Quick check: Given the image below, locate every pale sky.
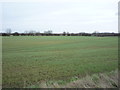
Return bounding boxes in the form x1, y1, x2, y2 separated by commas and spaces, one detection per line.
0, 0, 119, 33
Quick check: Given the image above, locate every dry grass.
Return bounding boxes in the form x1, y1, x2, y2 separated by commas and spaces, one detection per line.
38, 70, 118, 88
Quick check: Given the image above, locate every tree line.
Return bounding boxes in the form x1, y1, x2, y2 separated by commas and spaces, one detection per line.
0, 28, 120, 37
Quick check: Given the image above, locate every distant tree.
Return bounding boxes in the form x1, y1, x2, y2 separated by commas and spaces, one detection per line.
12, 32, 19, 36
21, 33, 26, 36
29, 30, 36, 36
24, 30, 36, 36
79, 32, 85, 36
6, 28, 12, 36
67, 32, 70, 36
44, 30, 52, 36
2, 33, 9, 36
36, 31, 41, 36
92, 31, 99, 36
24, 30, 29, 34
24, 30, 29, 36
63, 31, 66, 36
44, 30, 52, 34
93, 31, 99, 34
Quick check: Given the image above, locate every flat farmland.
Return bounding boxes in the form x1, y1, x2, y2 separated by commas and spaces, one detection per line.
2, 36, 118, 88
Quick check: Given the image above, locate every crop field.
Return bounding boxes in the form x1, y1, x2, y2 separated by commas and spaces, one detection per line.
2, 36, 118, 88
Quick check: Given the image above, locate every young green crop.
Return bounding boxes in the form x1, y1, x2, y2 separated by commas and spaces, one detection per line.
2, 36, 118, 88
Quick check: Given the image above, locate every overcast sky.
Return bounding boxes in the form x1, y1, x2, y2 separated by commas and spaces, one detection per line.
0, 0, 119, 33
